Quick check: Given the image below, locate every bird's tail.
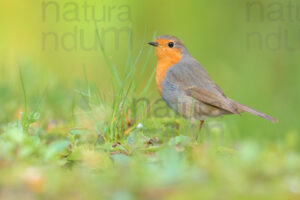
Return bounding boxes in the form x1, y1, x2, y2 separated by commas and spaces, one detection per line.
231, 100, 278, 123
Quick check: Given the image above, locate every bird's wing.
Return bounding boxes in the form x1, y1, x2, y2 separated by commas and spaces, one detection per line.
185, 86, 240, 114
165, 57, 240, 114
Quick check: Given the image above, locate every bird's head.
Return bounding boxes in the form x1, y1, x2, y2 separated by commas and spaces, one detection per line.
148, 35, 188, 62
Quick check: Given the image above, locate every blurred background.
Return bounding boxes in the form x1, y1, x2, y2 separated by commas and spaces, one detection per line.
1, 0, 298, 141
0, 0, 300, 199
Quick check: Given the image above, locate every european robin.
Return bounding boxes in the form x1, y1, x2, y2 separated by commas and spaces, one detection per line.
148, 35, 278, 130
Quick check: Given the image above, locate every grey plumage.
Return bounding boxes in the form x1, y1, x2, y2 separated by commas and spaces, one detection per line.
158, 35, 278, 122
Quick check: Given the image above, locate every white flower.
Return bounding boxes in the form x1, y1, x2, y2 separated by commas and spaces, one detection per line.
137, 123, 143, 129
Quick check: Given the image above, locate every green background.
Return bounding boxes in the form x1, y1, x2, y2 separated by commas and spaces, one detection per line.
0, 0, 299, 199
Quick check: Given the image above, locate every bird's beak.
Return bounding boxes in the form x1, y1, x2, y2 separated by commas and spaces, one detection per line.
148, 42, 158, 47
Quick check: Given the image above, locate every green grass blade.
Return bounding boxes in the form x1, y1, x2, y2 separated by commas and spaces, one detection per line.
95, 24, 121, 87
19, 68, 28, 114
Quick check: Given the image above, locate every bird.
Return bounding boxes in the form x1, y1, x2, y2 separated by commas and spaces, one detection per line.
148, 35, 278, 131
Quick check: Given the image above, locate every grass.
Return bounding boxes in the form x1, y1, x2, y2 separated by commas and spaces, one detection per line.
0, 31, 299, 200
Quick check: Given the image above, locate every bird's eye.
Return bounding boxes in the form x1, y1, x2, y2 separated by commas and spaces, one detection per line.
168, 42, 174, 48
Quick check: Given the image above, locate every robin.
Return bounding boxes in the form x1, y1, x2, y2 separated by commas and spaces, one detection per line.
148, 35, 278, 130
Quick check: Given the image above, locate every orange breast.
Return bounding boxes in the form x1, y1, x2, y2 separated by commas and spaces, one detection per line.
155, 48, 182, 95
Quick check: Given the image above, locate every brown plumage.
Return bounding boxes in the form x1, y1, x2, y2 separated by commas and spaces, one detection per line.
148, 35, 278, 123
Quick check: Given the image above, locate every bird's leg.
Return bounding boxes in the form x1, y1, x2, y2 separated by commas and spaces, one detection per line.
195, 120, 205, 141
199, 120, 205, 130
